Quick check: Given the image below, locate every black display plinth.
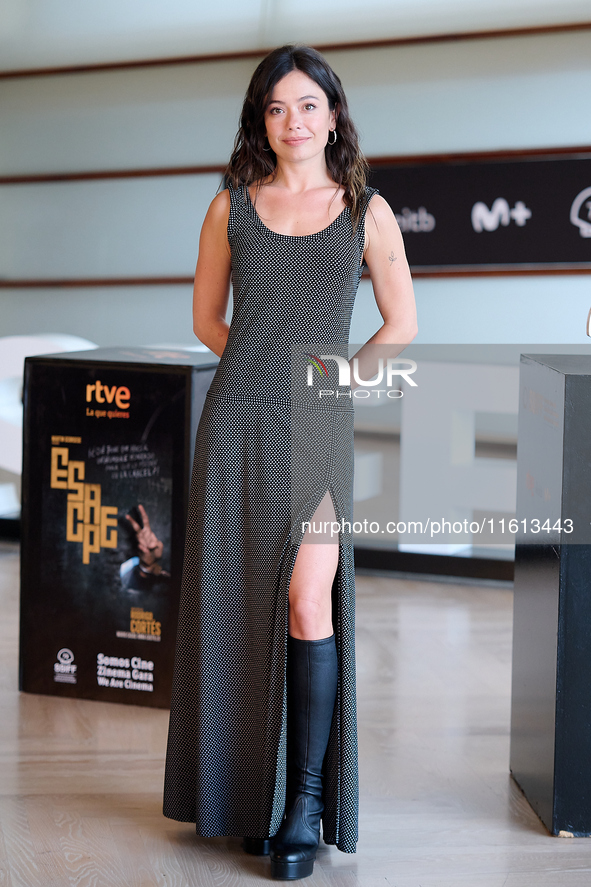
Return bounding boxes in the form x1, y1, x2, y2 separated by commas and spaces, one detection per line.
19, 347, 218, 709
511, 354, 591, 836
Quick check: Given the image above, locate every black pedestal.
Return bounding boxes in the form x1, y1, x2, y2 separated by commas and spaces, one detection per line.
19, 347, 218, 708
511, 354, 591, 835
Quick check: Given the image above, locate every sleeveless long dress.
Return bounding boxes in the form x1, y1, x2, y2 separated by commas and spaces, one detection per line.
163, 182, 378, 855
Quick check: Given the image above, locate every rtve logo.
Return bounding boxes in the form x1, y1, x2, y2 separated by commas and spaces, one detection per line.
471, 198, 532, 233
86, 380, 130, 410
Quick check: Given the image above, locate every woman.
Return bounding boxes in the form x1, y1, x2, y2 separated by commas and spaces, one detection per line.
163, 44, 417, 880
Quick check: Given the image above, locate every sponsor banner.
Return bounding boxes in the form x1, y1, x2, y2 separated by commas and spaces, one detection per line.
369, 153, 591, 272
20, 348, 217, 708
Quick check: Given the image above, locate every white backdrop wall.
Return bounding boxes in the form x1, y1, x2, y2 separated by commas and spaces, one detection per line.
1, 30, 591, 347
3, 33, 591, 172
2, 0, 590, 71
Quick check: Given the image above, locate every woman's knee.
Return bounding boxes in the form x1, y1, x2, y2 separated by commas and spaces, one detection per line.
288, 591, 332, 639
289, 559, 335, 634
289, 588, 326, 619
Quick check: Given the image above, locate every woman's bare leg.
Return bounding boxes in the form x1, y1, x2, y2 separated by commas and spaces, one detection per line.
288, 490, 339, 640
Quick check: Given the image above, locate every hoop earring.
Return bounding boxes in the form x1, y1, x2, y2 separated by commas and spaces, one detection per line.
263, 138, 272, 152
327, 129, 337, 146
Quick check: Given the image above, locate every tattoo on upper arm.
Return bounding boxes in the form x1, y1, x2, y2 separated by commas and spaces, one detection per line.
388, 251, 397, 266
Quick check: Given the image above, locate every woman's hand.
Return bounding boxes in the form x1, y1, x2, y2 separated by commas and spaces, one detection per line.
192, 190, 233, 358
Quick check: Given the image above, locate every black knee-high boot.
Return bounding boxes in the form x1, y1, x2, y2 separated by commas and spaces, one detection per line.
270, 633, 338, 880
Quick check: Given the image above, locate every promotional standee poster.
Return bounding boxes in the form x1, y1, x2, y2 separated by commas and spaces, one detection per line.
19, 348, 217, 709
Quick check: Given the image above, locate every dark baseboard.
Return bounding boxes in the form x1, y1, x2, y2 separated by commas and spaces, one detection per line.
0, 518, 20, 541
354, 546, 514, 582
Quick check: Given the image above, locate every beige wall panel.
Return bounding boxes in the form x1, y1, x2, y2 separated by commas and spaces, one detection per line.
0, 174, 221, 278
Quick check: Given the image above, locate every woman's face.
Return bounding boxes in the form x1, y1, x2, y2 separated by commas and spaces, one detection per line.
264, 69, 336, 165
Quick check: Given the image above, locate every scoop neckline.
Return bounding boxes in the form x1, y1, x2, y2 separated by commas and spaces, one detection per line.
243, 184, 349, 240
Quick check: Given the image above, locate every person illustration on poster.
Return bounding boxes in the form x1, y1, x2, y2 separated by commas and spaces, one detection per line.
162, 44, 417, 880
120, 504, 170, 593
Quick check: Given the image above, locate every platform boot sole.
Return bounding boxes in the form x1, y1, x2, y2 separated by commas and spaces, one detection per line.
270, 856, 315, 880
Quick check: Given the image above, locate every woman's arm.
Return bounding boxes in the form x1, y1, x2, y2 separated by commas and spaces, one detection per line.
362, 193, 418, 346
192, 190, 232, 358
350, 194, 418, 385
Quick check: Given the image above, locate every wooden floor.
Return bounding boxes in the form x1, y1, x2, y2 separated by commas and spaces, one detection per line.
2, 542, 591, 886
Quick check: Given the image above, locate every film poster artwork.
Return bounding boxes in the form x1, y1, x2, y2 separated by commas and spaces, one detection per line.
21, 360, 188, 708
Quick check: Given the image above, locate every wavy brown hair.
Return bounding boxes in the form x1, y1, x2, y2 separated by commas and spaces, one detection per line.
225, 44, 369, 230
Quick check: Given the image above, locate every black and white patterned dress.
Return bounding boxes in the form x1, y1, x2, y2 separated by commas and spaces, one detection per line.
163, 182, 378, 854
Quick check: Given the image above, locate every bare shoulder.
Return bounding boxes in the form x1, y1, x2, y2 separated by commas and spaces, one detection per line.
364, 193, 403, 252
205, 189, 231, 223
200, 189, 231, 249
365, 193, 397, 232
